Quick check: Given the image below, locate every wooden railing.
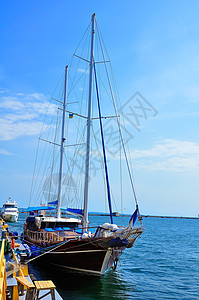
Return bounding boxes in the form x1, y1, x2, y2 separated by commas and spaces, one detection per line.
25, 229, 79, 245
26, 230, 60, 243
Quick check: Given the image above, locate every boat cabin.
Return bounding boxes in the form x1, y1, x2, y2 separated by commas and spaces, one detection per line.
26, 211, 82, 232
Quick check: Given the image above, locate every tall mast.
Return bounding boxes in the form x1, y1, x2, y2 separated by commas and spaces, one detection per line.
83, 13, 95, 231
57, 65, 68, 219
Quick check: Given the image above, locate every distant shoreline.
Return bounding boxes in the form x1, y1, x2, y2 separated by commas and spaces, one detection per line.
18, 210, 199, 219
89, 213, 199, 219
141, 215, 199, 220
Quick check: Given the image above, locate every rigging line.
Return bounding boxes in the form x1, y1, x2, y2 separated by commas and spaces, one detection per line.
39, 101, 55, 138
64, 118, 85, 208
66, 20, 91, 70
91, 125, 108, 214
75, 58, 87, 144
95, 37, 101, 102
71, 21, 91, 60
30, 138, 50, 206
110, 187, 118, 213
67, 101, 79, 105
120, 131, 124, 224
29, 138, 40, 206
67, 65, 89, 97
96, 26, 122, 112
63, 125, 87, 195
95, 60, 111, 64
51, 97, 63, 104
95, 19, 139, 209
97, 71, 112, 102
33, 110, 61, 204
91, 126, 105, 171
74, 127, 87, 207
67, 124, 87, 172
39, 138, 60, 147
34, 119, 60, 206
71, 48, 90, 111
51, 71, 65, 101
47, 111, 60, 205
96, 40, 107, 204
107, 65, 139, 209
96, 31, 120, 112
39, 108, 58, 139
26, 239, 72, 264
63, 116, 82, 207
36, 151, 60, 206
94, 61, 113, 224
64, 142, 86, 147
70, 111, 84, 140
109, 63, 121, 108
91, 115, 119, 120
38, 90, 61, 139
63, 152, 80, 207
108, 64, 139, 210
58, 77, 65, 104
97, 37, 133, 196
58, 107, 87, 119
67, 49, 88, 161
73, 28, 91, 142
68, 25, 91, 100
73, 54, 90, 63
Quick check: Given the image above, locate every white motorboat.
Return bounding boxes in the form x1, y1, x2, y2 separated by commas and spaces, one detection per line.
1, 198, 19, 222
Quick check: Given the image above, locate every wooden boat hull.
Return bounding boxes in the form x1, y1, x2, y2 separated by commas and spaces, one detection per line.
24, 237, 125, 275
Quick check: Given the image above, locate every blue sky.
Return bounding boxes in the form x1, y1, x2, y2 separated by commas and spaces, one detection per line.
1, 0, 199, 217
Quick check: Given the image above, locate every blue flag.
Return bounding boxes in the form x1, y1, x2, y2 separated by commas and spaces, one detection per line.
129, 206, 139, 226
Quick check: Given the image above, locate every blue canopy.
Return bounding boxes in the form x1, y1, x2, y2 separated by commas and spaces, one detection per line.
48, 200, 58, 205
26, 206, 56, 212
26, 206, 83, 216
64, 208, 83, 215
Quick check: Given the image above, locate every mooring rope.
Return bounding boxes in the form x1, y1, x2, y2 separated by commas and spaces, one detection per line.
25, 239, 71, 264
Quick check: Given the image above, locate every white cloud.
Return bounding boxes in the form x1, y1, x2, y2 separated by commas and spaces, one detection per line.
28, 93, 47, 101
0, 92, 57, 141
0, 88, 9, 94
0, 119, 45, 140
132, 139, 199, 172
0, 148, 13, 155
0, 99, 25, 110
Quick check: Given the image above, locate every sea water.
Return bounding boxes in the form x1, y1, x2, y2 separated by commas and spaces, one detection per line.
8, 213, 199, 299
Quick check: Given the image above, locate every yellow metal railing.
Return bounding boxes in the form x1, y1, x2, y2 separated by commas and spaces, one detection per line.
0, 240, 7, 300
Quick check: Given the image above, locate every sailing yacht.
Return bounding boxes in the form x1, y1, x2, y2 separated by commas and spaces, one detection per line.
1, 198, 19, 222
23, 14, 145, 275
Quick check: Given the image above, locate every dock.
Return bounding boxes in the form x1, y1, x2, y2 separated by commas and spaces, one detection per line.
0, 220, 63, 300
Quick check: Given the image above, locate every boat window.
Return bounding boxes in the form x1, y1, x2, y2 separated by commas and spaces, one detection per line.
4, 205, 16, 208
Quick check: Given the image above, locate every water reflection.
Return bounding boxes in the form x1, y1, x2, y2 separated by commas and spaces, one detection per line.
29, 262, 134, 299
